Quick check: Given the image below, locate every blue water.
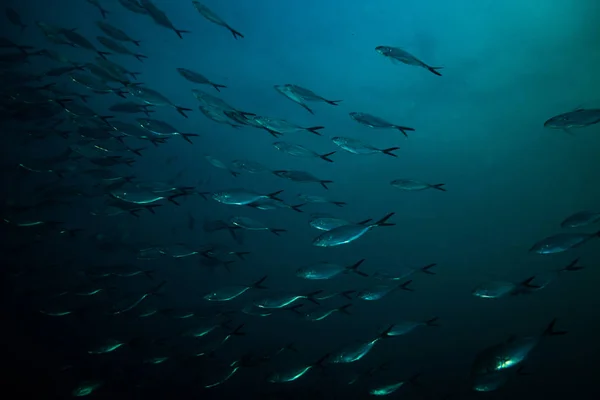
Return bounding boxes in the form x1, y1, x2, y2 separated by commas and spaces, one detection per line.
2, 1, 600, 399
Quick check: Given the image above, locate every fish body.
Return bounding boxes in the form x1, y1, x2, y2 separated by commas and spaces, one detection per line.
349, 112, 415, 136
313, 213, 395, 247
375, 45, 442, 76
544, 108, 600, 129
530, 232, 600, 254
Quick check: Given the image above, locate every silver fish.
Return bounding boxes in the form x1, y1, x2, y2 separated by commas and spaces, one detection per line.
375, 45, 443, 76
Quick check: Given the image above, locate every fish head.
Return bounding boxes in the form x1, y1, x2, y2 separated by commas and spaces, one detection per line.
203, 291, 218, 301
375, 46, 392, 56
543, 113, 573, 129
211, 192, 226, 202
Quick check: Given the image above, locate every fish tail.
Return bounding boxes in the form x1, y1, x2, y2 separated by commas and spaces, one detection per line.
398, 280, 414, 292
543, 318, 567, 336
382, 147, 400, 157
320, 180, 333, 190
229, 28, 244, 39
301, 103, 314, 114
520, 276, 542, 289
425, 316, 440, 327
266, 190, 284, 201
394, 125, 416, 137
347, 259, 368, 277
290, 203, 305, 213
430, 183, 447, 191
134, 53, 148, 62
374, 212, 395, 227
269, 228, 287, 236
305, 290, 323, 305
175, 106, 193, 118
307, 126, 324, 136
252, 275, 268, 289
338, 304, 353, 315
97, 51, 111, 60
427, 66, 443, 76
325, 99, 342, 106
212, 83, 227, 92
420, 263, 437, 275
332, 201, 347, 207
132, 40, 141, 47
319, 151, 336, 162
175, 29, 191, 39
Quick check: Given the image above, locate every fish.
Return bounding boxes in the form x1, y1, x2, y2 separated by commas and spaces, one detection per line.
332, 137, 399, 157
303, 304, 352, 322
375, 45, 443, 76
312, 212, 395, 247
273, 141, 336, 162
137, 117, 192, 143
229, 216, 286, 235
299, 195, 346, 207
472, 277, 541, 299
330, 325, 395, 363
471, 319, 566, 377
309, 216, 370, 231
273, 170, 333, 189
177, 67, 227, 91
274, 84, 341, 114
211, 189, 284, 206
560, 211, 600, 228
204, 275, 268, 301
127, 86, 193, 117
58, 29, 111, 60
349, 112, 415, 137
192, 1, 243, 39
390, 179, 446, 191
95, 21, 140, 46
544, 108, 600, 130
254, 290, 323, 309
356, 281, 413, 301
267, 354, 329, 383
5, 7, 27, 31
296, 259, 368, 279
252, 116, 325, 137
529, 231, 600, 254
96, 36, 147, 62
388, 317, 440, 336
140, 0, 190, 38
117, 0, 148, 15
86, 0, 110, 19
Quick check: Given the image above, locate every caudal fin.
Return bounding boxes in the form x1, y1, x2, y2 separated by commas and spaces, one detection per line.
306, 126, 324, 136
381, 147, 400, 157
427, 66, 443, 76
212, 83, 227, 92
320, 180, 333, 190
319, 151, 336, 162
394, 125, 415, 137
175, 106, 193, 118
175, 29, 191, 39
430, 183, 446, 192
374, 212, 395, 227
346, 258, 368, 277
542, 318, 567, 336
229, 28, 244, 39
325, 99, 342, 106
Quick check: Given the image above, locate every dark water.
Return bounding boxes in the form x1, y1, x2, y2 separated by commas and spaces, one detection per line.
2, 1, 600, 399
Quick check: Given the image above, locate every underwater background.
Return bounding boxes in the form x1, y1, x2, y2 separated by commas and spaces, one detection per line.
2, 0, 600, 398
